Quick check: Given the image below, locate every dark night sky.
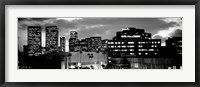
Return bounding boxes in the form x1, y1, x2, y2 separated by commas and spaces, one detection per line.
18, 18, 182, 51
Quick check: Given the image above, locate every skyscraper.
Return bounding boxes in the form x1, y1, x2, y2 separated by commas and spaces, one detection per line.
60, 37, 66, 52
70, 31, 78, 39
27, 26, 42, 56
46, 26, 59, 53
69, 31, 79, 52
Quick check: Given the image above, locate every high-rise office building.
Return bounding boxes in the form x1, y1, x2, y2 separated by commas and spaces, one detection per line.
60, 37, 66, 52
69, 31, 80, 52
165, 37, 182, 68
70, 31, 78, 39
27, 26, 42, 56
46, 26, 59, 53
166, 37, 182, 55
107, 27, 161, 58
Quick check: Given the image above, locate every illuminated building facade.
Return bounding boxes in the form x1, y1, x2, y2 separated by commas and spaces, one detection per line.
46, 26, 59, 53
101, 39, 109, 51
107, 27, 161, 58
69, 31, 80, 52
60, 37, 66, 52
27, 26, 42, 56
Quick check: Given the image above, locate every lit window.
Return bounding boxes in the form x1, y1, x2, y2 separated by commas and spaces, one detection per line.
135, 63, 139, 68
130, 49, 134, 51
145, 53, 148, 55
115, 42, 118, 44
122, 45, 126, 48
111, 42, 114, 44
111, 46, 114, 48
129, 45, 134, 48
122, 49, 127, 51
121, 35, 127, 38
128, 42, 134, 44
149, 49, 154, 51
117, 46, 121, 48
155, 45, 157, 47
155, 53, 157, 55
139, 45, 142, 48
118, 42, 121, 44
114, 49, 119, 51
138, 53, 141, 55
130, 53, 134, 55
122, 42, 124, 44
158, 41, 160, 43
151, 45, 154, 47
108, 42, 111, 44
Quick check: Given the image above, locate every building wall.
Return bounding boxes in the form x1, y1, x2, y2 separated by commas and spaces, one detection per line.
27, 26, 42, 56
46, 26, 59, 53
68, 52, 107, 65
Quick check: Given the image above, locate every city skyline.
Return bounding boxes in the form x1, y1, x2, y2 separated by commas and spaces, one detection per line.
18, 18, 182, 52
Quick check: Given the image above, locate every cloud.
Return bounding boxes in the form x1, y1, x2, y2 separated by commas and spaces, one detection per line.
160, 18, 182, 24
152, 28, 180, 39
159, 18, 182, 27
152, 18, 182, 39
171, 29, 182, 37
56, 18, 83, 22
84, 24, 105, 29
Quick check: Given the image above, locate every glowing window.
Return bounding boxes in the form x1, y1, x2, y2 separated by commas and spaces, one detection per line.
128, 42, 134, 44
122, 45, 126, 48
129, 45, 134, 47
114, 49, 118, 51
138, 45, 143, 48
130, 53, 134, 55
130, 49, 134, 51
138, 53, 141, 55
111, 46, 114, 48
145, 53, 148, 55
149, 49, 154, 51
